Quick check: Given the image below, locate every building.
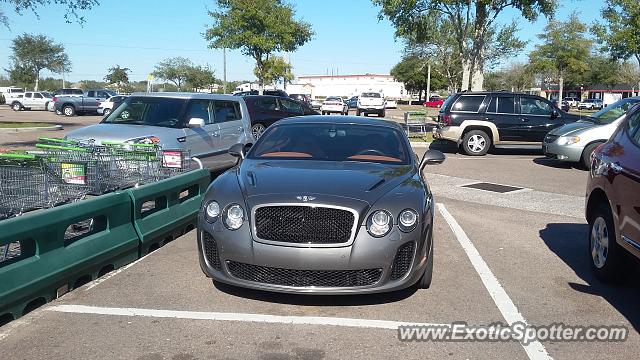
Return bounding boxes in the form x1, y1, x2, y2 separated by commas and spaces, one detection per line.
534, 83, 639, 106
292, 74, 407, 100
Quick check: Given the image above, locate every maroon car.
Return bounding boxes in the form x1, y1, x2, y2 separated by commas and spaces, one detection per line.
586, 105, 640, 283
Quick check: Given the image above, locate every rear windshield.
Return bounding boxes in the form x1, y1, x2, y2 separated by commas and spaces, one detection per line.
361, 92, 381, 98
325, 97, 342, 102
249, 123, 410, 164
101, 97, 187, 128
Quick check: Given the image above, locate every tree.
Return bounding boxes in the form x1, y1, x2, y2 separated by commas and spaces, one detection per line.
152, 57, 192, 91
618, 61, 640, 95
104, 65, 130, 92
391, 55, 446, 101
7, 63, 34, 89
259, 56, 293, 88
484, 62, 534, 91
529, 14, 592, 98
204, 0, 313, 89
584, 55, 621, 88
593, 0, 640, 93
373, 0, 551, 91
1, 0, 98, 27
9, 33, 71, 90
185, 65, 217, 92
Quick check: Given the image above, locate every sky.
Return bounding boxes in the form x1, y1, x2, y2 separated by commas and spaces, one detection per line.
0, 0, 602, 84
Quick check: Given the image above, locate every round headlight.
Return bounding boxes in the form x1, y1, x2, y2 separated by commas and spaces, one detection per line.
399, 209, 418, 232
224, 204, 244, 230
368, 210, 392, 237
204, 201, 220, 222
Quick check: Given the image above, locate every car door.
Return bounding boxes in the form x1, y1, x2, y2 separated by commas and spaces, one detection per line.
213, 99, 245, 149
518, 96, 561, 142
485, 95, 522, 141
609, 111, 640, 256
251, 97, 283, 127
279, 98, 306, 117
32, 92, 47, 110
182, 99, 220, 159
22, 92, 35, 108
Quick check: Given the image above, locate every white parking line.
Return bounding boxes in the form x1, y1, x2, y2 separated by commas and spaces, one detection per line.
437, 203, 551, 360
48, 304, 450, 330
84, 255, 148, 291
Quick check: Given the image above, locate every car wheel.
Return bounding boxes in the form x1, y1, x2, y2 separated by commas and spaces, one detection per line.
380, 110, 385, 118
12, 102, 22, 111
356, 109, 361, 116
103, 108, 111, 116
63, 105, 75, 117
417, 241, 433, 289
589, 203, 630, 283
462, 130, 491, 156
251, 123, 267, 139
581, 142, 603, 169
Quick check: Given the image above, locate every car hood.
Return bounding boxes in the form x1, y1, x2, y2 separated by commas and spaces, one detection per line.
66, 124, 182, 144
549, 120, 599, 136
239, 159, 415, 205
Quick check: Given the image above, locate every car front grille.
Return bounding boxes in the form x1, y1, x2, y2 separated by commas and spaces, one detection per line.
544, 134, 559, 144
202, 231, 221, 270
226, 261, 382, 288
254, 205, 355, 244
389, 242, 415, 280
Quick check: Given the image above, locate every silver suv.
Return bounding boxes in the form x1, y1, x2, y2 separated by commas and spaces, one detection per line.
65, 93, 254, 171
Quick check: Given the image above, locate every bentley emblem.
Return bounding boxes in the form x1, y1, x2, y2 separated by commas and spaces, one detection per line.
296, 196, 316, 202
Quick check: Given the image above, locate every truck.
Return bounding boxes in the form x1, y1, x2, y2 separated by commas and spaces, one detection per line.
0, 87, 25, 105
53, 89, 117, 116
356, 91, 386, 117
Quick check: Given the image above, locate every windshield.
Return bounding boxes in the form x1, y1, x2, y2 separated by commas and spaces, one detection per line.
361, 92, 381, 98
41, 92, 53, 98
249, 123, 410, 164
101, 96, 187, 128
591, 99, 640, 124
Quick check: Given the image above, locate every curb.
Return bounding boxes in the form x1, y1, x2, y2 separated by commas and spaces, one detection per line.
0, 125, 63, 133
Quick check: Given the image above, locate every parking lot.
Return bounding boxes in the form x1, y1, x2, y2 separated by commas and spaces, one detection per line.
1, 113, 638, 359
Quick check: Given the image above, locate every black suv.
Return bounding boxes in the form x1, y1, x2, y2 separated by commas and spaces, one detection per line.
244, 95, 318, 138
433, 91, 583, 155
234, 89, 289, 98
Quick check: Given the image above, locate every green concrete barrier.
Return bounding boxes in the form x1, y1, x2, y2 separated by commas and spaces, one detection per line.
127, 169, 210, 256
0, 192, 140, 323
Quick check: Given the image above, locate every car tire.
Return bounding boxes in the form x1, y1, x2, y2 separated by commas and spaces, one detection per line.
103, 108, 111, 116
380, 110, 385, 118
462, 130, 491, 156
417, 242, 433, 289
251, 123, 267, 139
588, 203, 631, 284
11, 102, 22, 111
581, 142, 603, 169
356, 109, 361, 116
63, 105, 75, 117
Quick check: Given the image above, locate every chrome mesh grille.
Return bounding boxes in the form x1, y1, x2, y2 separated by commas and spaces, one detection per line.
226, 261, 382, 287
202, 231, 221, 270
254, 205, 355, 244
389, 242, 415, 280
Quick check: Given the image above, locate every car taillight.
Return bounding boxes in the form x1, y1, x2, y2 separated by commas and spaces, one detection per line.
443, 115, 452, 126
52, 97, 58, 102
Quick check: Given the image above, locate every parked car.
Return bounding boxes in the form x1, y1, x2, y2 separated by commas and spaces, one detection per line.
54, 89, 117, 116
385, 99, 398, 109
65, 93, 254, 171
544, 97, 640, 168
321, 96, 348, 115
345, 96, 359, 109
563, 97, 580, 108
98, 95, 127, 116
578, 98, 603, 110
9, 91, 53, 111
310, 98, 323, 110
197, 115, 446, 294
357, 92, 386, 117
243, 95, 318, 139
289, 93, 311, 105
0, 87, 24, 104
433, 91, 584, 156
233, 89, 289, 98
585, 103, 640, 283
424, 96, 444, 107
552, 99, 570, 112
54, 88, 84, 97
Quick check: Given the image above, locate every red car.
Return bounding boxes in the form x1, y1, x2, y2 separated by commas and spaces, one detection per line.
424, 96, 444, 107
586, 104, 640, 283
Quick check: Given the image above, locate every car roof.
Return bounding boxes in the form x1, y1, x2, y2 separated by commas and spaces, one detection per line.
244, 95, 291, 100
130, 92, 243, 101
276, 115, 404, 130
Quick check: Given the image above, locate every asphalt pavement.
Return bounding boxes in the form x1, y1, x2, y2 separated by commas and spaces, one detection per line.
1, 107, 639, 359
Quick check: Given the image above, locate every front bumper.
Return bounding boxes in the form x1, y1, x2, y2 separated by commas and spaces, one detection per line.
542, 141, 583, 162
197, 214, 432, 294
358, 105, 385, 112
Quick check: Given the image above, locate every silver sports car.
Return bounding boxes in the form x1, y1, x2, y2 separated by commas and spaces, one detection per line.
197, 115, 445, 294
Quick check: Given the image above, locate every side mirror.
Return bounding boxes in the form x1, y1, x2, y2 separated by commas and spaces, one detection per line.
188, 118, 205, 128
420, 149, 445, 171
229, 142, 253, 161
551, 109, 559, 119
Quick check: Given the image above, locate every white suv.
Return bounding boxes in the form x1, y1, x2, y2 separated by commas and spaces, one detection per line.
357, 92, 386, 117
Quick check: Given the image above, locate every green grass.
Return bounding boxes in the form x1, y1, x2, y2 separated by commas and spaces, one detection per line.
0, 122, 52, 128
408, 133, 433, 142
